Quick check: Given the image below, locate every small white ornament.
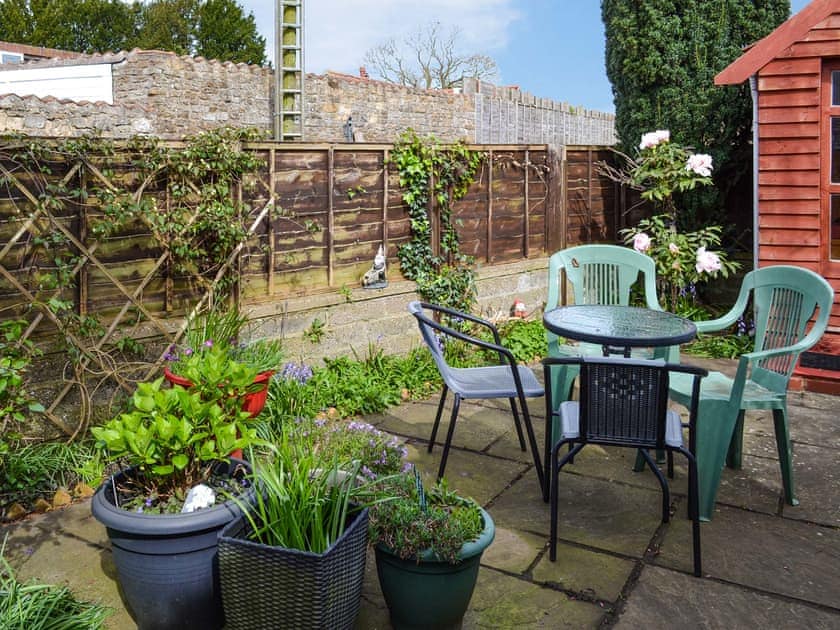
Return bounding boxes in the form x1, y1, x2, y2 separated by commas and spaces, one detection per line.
181, 484, 216, 513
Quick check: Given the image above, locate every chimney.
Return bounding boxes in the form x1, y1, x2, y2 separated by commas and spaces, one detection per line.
359, 66, 369, 79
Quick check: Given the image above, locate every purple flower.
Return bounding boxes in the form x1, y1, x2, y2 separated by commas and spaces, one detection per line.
184, 347, 194, 356
144, 498, 153, 507
203, 339, 214, 348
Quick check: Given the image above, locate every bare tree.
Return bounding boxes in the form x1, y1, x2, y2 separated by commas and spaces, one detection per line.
363, 21, 498, 89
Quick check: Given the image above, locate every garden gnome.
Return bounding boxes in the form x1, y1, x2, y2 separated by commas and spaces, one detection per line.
362, 244, 387, 288
512, 298, 527, 318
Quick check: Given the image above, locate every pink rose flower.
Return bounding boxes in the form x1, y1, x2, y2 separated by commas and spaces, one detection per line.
686, 153, 713, 177
695, 247, 722, 273
633, 232, 652, 252
668, 243, 679, 254
639, 129, 670, 150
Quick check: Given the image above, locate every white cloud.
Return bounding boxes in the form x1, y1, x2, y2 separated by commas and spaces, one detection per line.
238, 0, 520, 76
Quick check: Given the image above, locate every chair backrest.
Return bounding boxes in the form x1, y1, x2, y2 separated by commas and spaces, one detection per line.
546, 245, 661, 312
736, 266, 834, 388
567, 357, 705, 449
408, 301, 472, 391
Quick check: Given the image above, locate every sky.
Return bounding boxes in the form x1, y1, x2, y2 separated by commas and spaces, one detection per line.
238, 0, 812, 114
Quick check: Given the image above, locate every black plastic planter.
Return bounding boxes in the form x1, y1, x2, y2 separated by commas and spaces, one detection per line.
91, 459, 253, 630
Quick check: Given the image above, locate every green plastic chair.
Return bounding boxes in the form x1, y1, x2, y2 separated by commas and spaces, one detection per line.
667, 265, 834, 521
545, 244, 663, 405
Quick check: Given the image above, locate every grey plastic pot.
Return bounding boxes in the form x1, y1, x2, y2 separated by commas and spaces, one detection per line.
91, 459, 253, 630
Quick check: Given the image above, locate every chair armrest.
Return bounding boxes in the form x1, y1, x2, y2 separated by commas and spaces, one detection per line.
436, 322, 517, 368
694, 281, 752, 333
694, 311, 741, 334
424, 302, 502, 345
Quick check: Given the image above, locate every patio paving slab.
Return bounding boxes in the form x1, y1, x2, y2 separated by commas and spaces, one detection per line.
656, 504, 840, 608
531, 541, 636, 603
462, 567, 605, 628
616, 564, 840, 630
489, 471, 665, 559
371, 399, 513, 453
3, 502, 133, 629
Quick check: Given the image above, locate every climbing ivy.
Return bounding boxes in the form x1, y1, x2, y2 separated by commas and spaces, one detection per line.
390, 130, 483, 313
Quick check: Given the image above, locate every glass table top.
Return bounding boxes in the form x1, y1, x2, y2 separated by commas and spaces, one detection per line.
543, 305, 697, 348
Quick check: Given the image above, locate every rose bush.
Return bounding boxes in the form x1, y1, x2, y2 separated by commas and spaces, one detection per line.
619, 130, 738, 313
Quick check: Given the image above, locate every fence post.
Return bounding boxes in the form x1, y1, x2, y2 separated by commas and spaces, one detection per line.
486, 149, 493, 263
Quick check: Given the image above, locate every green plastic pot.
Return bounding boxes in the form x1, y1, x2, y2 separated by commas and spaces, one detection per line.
374, 507, 495, 630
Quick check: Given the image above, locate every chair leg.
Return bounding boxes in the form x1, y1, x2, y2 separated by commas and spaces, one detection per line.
725, 410, 746, 469
436, 393, 461, 482
428, 385, 449, 453
694, 399, 740, 521
683, 448, 702, 577
508, 397, 527, 451
667, 451, 674, 479
550, 442, 584, 562
517, 389, 545, 495
772, 407, 799, 507
640, 449, 670, 523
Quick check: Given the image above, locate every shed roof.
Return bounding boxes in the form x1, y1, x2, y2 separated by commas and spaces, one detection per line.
0, 40, 81, 61
716, 0, 837, 85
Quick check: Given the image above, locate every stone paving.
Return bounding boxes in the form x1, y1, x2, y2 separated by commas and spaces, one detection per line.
3, 357, 840, 628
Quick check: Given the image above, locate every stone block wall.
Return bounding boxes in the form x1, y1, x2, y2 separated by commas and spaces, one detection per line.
0, 49, 615, 145
304, 71, 475, 143
247, 258, 549, 363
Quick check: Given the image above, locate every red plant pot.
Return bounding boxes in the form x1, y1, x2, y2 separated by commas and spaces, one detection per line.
162, 367, 274, 460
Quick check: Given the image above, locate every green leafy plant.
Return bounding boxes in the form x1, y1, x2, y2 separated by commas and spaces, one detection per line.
304, 318, 326, 344
391, 130, 483, 313
346, 185, 366, 200
265, 346, 440, 423
364, 471, 483, 564
338, 285, 353, 303
0, 320, 44, 428
91, 374, 262, 512
164, 306, 284, 377
491, 319, 548, 363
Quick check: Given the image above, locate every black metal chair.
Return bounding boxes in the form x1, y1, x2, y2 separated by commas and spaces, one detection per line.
543, 356, 707, 577
408, 301, 544, 492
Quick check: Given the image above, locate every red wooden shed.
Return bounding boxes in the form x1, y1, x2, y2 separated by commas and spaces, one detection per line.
717, 0, 840, 393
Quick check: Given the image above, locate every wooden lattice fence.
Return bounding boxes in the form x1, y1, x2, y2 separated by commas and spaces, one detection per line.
3, 139, 613, 437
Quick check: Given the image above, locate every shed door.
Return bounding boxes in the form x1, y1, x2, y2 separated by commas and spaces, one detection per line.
824, 63, 840, 272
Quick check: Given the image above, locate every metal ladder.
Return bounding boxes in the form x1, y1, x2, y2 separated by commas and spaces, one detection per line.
275, 0, 304, 141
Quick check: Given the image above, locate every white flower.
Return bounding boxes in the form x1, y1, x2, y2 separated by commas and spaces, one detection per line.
639, 129, 671, 150
181, 484, 216, 513
633, 232, 652, 252
695, 247, 722, 274
668, 243, 679, 254
686, 153, 713, 177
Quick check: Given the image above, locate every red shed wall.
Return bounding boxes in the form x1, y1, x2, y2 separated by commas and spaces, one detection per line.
756, 12, 840, 363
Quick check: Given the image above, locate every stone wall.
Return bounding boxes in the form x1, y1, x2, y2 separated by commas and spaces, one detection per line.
0, 49, 615, 145
247, 258, 549, 363
303, 71, 474, 143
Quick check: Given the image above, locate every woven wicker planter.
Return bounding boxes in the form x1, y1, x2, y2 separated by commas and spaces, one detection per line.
218, 507, 368, 630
